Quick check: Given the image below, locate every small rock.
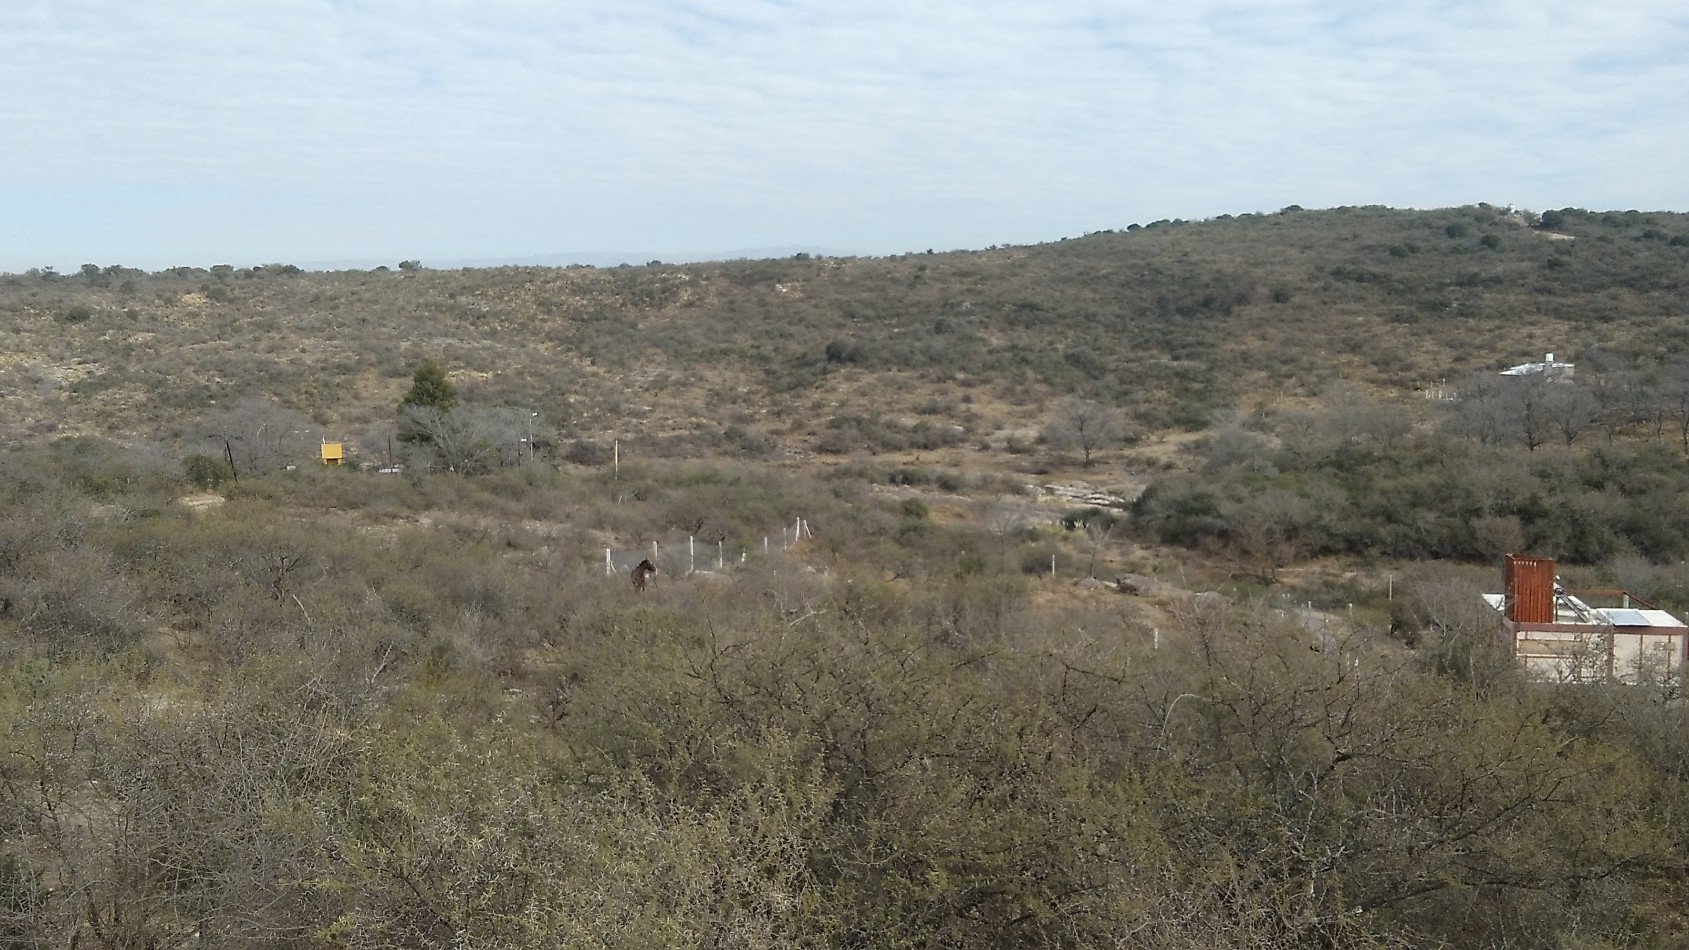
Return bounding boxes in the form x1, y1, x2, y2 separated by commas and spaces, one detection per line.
1114, 574, 1165, 596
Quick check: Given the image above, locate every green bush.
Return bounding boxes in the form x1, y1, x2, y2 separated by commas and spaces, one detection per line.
182, 453, 233, 488
1017, 539, 1062, 575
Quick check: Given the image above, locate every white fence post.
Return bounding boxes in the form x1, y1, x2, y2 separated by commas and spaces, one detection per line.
605, 522, 812, 581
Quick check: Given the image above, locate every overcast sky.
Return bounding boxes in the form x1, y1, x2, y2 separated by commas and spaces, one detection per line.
3, 0, 1686, 273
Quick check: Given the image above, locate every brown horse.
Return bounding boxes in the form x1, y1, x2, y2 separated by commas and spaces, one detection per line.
631, 559, 657, 592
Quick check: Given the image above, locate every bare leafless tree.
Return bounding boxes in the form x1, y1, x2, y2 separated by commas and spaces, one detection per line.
1443, 372, 1510, 446
399, 405, 535, 474
201, 397, 314, 476
1547, 383, 1601, 447
1042, 398, 1124, 465
1219, 487, 1314, 583
1504, 374, 1553, 452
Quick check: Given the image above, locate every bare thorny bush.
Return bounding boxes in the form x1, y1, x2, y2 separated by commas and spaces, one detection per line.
3, 481, 1685, 949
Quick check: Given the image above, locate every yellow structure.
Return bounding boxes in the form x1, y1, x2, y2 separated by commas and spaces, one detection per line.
320, 441, 345, 465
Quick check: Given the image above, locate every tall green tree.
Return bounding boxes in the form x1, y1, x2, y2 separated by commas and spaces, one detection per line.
398, 360, 457, 413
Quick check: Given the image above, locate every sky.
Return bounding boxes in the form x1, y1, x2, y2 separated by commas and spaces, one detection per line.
3, 0, 1687, 273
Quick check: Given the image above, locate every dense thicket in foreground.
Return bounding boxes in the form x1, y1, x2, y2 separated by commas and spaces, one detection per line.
3, 446, 1689, 948
11, 601, 1688, 948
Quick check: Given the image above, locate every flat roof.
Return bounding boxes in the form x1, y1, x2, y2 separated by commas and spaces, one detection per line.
1486, 593, 1687, 629
1597, 607, 1687, 629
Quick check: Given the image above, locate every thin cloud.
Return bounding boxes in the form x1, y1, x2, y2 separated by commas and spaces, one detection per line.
2, 0, 1685, 270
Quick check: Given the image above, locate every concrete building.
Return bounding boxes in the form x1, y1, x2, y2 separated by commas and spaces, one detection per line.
1484, 554, 1686, 684
1499, 352, 1575, 381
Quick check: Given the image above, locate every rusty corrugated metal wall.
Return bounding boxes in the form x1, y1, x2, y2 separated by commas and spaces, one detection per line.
1505, 554, 1556, 623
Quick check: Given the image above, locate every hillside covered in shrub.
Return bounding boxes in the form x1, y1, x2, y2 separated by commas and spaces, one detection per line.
2, 204, 1685, 455
5, 204, 1689, 947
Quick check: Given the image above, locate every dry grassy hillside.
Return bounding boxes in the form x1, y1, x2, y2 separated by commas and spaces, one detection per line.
3, 203, 1684, 467
7, 205, 1689, 948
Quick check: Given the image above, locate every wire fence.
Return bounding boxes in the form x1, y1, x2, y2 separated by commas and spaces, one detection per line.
603, 517, 815, 580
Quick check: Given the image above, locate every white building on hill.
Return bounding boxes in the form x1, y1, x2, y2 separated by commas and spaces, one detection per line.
1499, 352, 1575, 381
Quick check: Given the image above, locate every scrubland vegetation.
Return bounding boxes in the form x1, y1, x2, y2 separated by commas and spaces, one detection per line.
5, 204, 1689, 946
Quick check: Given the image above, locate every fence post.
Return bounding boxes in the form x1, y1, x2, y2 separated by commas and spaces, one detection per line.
718, 540, 724, 570
605, 548, 612, 576
689, 535, 695, 575
652, 540, 659, 563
